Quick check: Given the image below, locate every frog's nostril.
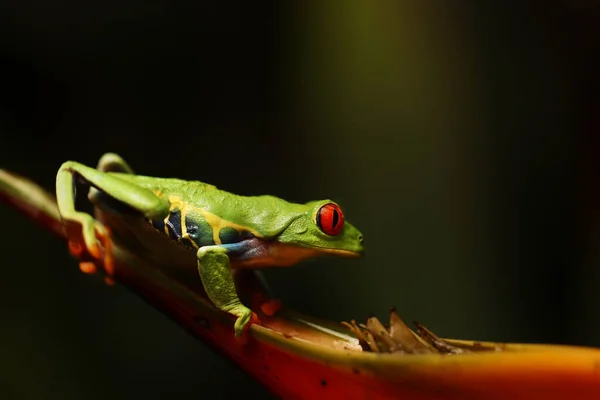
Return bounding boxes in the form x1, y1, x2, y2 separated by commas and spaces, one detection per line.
357, 234, 364, 243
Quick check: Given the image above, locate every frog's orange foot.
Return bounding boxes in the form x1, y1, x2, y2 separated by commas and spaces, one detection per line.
79, 261, 97, 275
251, 292, 283, 317
67, 222, 115, 286
95, 226, 115, 284
260, 299, 282, 317
68, 241, 84, 259
250, 311, 260, 326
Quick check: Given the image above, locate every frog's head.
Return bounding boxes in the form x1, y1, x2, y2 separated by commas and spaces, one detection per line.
274, 200, 364, 259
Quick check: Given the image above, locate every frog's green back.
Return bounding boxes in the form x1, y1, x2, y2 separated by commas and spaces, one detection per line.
109, 173, 306, 239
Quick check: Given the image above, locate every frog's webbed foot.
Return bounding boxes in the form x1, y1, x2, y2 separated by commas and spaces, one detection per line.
225, 303, 260, 339
63, 212, 115, 285
259, 298, 282, 317
242, 271, 283, 317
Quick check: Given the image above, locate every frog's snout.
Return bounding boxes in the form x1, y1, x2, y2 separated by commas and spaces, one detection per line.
354, 233, 365, 256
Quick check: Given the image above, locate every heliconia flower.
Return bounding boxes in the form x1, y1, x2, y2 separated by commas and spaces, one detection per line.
2, 169, 600, 400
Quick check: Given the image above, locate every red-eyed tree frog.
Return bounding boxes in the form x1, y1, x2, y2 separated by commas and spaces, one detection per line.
56, 153, 364, 336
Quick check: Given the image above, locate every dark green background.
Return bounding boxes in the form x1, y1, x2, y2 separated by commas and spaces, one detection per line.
1, 2, 599, 399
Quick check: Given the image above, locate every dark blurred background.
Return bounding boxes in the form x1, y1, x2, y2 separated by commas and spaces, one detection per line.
1, 1, 599, 399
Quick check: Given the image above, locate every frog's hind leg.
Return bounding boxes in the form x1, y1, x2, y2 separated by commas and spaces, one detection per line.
56, 160, 170, 284
96, 152, 135, 174
87, 154, 135, 281
89, 153, 136, 214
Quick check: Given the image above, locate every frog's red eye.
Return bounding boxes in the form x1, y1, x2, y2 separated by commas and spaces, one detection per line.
316, 203, 344, 236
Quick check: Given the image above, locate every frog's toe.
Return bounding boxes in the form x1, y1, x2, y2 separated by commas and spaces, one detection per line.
94, 223, 115, 281
79, 261, 97, 274
64, 215, 115, 284
233, 309, 259, 339
68, 240, 84, 258
250, 292, 282, 317
64, 214, 100, 257
260, 299, 282, 317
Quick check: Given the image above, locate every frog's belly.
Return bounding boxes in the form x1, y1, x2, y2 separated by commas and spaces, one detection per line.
95, 208, 199, 280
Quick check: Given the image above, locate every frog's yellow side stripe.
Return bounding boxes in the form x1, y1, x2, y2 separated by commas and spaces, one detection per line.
168, 195, 262, 245
163, 214, 170, 235
180, 209, 199, 249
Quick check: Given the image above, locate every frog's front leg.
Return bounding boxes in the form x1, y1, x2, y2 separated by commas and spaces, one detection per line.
196, 246, 257, 337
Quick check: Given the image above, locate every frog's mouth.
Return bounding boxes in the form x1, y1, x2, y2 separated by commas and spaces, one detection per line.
231, 238, 362, 269
304, 246, 363, 258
